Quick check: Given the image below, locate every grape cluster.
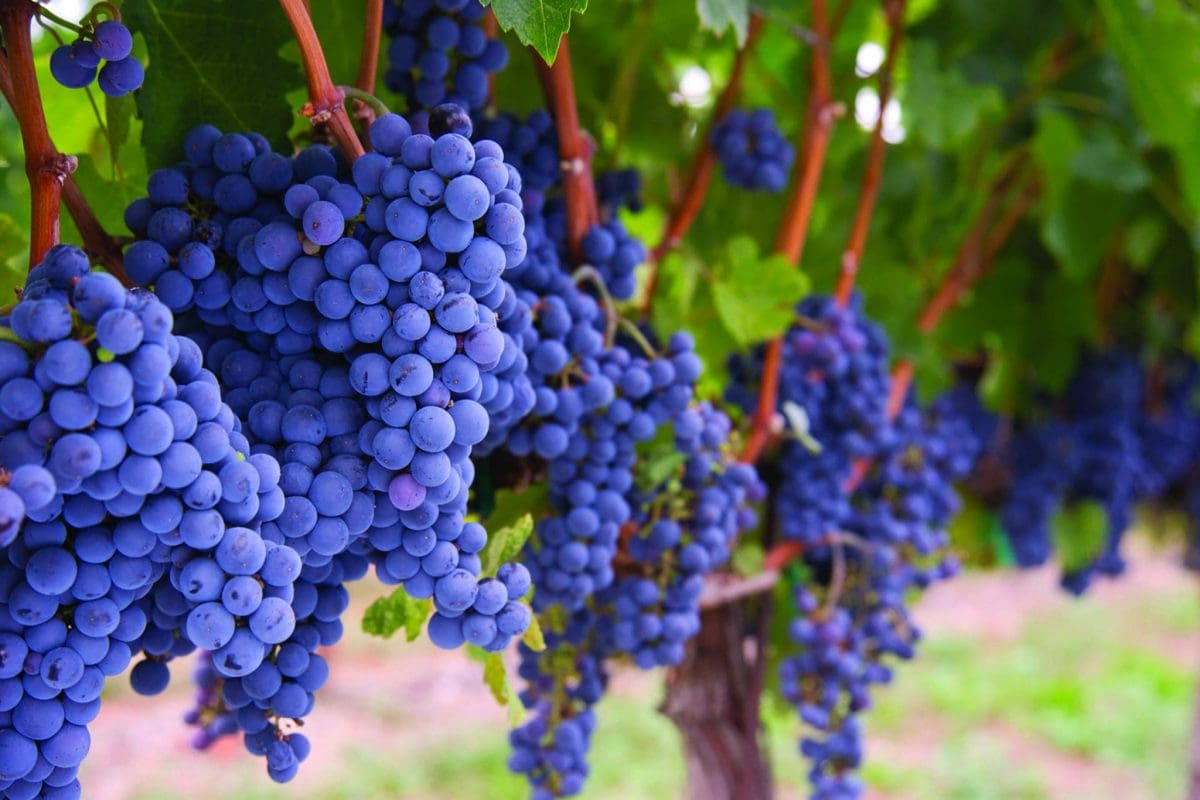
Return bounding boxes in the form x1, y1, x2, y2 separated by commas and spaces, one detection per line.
991, 350, 1200, 593
595, 169, 644, 215
473, 111, 560, 197
710, 108, 794, 193
597, 403, 761, 668
49, 18, 144, 97
0, 245, 302, 796
116, 109, 544, 779
729, 295, 891, 546
383, 0, 508, 115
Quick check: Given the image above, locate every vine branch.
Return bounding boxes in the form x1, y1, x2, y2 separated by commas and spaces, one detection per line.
1, 0, 69, 267
0, 39, 127, 281
833, 0, 907, 308
279, 0, 365, 160
533, 37, 598, 262
356, 0, 384, 94
918, 154, 1034, 334
741, 0, 839, 465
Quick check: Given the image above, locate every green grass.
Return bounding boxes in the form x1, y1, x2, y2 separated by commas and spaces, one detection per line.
133, 572, 1196, 800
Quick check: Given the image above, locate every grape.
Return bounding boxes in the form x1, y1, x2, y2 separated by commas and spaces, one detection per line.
97, 57, 144, 97
711, 108, 794, 193
383, 0, 506, 115
49, 46, 96, 90
91, 21, 134, 61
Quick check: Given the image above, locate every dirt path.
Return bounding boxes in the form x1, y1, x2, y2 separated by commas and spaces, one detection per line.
79, 547, 1198, 799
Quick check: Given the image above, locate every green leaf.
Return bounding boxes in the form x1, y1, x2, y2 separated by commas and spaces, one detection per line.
361, 590, 430, 641
1070, 131, 1150, 193
1096, 0, 1200, 212
521, 613, 546, 652
1039, 180, 1123, 281
634, 422, 687, 491
482, 652, 525, 727
1123, 216, 1165, 270
0, 214, 28, 303
307, 2, 368, 88
124, 0, 302, 168
482, 485, 548, 538
478, 513, 535, 578
696, 0, 749, 43
904, 41, 1003, 149
710, 236, 809, 347
1031, 108, 1083, 209
1050, 501, 1109, 573
482, 0, 589, 63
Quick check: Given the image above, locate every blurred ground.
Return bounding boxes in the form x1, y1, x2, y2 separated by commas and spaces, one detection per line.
80, 540, 1198, 800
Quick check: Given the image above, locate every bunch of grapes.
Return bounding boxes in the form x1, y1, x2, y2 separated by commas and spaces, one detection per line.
0, 245, 306, 795
781, 397, 977, 798
383, 0, 509, 115
49, 17, 144, 97
729, 295, 891, 546
710, 108, 794, 193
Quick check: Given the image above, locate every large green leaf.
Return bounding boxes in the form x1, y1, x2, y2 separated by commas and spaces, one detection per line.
904, 41, 1003, 150
483, 0, 589, 63
124, 0, 302, 167
361, 591, 430, 641
308, 1, 369, 89
711, 236, 810, 347
1097, 0, 1200, 213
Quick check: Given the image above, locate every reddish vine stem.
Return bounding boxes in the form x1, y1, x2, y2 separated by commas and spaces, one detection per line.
833, 0, 907, 308
918, 156, 1032, 334
355, 0, 383, 94
533, 38, 597, 262
483, 8, 498, 109
0, 0, 69, 267
0, 49, 128, 282
644, 14, 765, 283
741, 0, 838, 465
279, 0, 365, 160
0, 45, 128, 282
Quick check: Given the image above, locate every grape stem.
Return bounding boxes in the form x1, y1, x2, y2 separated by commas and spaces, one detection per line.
570, 265, 618, 344
0, 50, 129, 282
917, 152, 1035, 333
533, 37, 598, 262
0, 0, 70, 268
483, 8, 499, 110
278, 0, 366, 160
355, 0, 383, 94
640, 14, 765, 315
833, 0, 907, 309
29, 1, 85, 34
741, 0, 840, 465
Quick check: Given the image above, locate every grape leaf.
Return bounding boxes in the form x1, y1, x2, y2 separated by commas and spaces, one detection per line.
696, 0, 749, 43
1097, 0, 1200, 213
482, 652, 525, 727
522, 613, 546, 652
904, 41, 1003, 149
124, 0, 301, 168
711, 236, 809, 347
1050, 501, 1108, 573
482, 0, 589, 63
361, 590, 430, 641
307, 2, 368, 89
478, 513, 535, 577
634, 422, 686, 491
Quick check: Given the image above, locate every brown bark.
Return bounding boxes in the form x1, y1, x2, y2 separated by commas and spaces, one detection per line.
662, 603, 773, 800
1191, 659, 1200, 799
